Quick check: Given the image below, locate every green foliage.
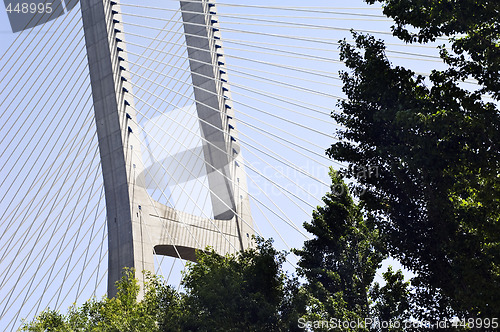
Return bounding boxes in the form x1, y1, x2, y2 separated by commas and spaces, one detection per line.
22, 310, 68, 332
328, 0, 500, 318
366, 0, 500, 97
370, 267, 410, 325
22, 240, 301, 332
23, 172, 416, 331
21, 269, 164, 332
294, 169, 415, 331
295, 169, 385, 320
173, 237, 302, 332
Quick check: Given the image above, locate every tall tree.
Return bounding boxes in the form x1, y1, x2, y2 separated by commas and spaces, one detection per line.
328, 0, 500, 316
295, 169, 384, 323
294, 169, 413, 331
174, 237, 302, 332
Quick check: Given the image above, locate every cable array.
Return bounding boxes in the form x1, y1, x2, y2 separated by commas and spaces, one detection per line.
0, 0, 471, 330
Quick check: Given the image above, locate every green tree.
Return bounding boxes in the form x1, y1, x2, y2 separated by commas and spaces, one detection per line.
366, 0, 500, 98
295, 169, 385, 323
22, 239, 302, 332
172, 237, 302, 332
294, 169, 415, 331
369, 267, 410, 328
328, 0, 500, 317
21, 268, 165, 331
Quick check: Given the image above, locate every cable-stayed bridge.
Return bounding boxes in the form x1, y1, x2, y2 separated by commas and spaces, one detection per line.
0, 0, 454, 330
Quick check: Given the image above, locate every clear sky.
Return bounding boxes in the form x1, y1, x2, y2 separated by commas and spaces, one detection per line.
0, 1, 449, 330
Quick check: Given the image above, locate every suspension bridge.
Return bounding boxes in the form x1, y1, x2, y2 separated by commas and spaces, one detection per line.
0, 0, 452, 330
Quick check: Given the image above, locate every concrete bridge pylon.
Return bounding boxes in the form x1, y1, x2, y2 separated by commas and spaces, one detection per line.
80, 0, 254, 297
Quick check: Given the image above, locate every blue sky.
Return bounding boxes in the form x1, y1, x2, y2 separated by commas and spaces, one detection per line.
0, 1, 452, 329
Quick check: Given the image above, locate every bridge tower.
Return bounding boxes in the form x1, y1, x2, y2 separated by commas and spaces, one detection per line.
80, 0, 253, 296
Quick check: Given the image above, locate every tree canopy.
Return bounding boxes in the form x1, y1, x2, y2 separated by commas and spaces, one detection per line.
21, 268, 162, 331
328, 0, 500, 317
172, 238, 302, 331
367, 0, 500, 97
21, 239, 302, 332
294, 169, 385, 321
22, 172, 416, 332
295, 169, 414, 331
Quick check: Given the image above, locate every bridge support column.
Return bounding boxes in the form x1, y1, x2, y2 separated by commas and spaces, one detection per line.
81, 0, 253, 298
